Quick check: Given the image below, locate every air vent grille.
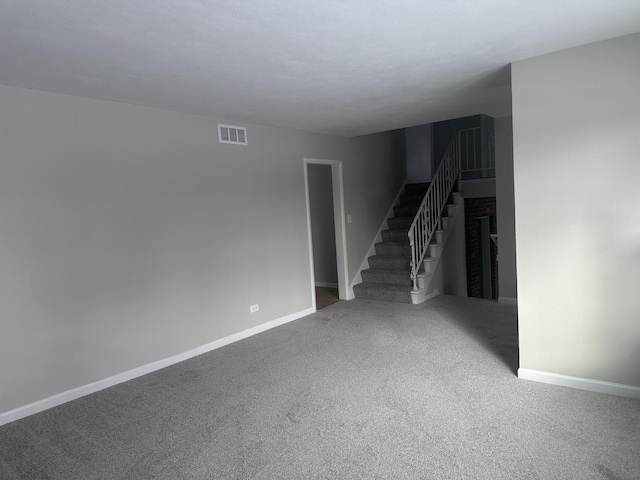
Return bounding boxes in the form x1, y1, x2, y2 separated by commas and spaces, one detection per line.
218, 124, 247, 145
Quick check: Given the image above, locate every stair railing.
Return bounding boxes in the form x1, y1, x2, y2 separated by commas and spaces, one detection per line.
459, 126, 495, 179
408, 137, 461, 290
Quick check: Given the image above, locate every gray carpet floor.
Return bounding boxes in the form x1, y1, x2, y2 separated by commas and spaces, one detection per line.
1, 295, 639, 479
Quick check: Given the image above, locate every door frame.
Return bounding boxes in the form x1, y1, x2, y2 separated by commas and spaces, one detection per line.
303, 158, 350, 308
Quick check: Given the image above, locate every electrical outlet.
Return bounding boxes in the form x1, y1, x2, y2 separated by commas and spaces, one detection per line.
347, 214, 352, 224
250, 304, 259, 313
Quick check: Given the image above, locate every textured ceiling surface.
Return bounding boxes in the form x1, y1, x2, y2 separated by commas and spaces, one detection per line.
1, 1, 639, 136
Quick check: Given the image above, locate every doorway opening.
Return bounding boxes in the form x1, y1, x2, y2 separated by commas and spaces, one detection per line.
304, 158, 350, 310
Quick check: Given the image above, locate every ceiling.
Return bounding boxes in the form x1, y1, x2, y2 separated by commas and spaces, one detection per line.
1, 1, 639, 137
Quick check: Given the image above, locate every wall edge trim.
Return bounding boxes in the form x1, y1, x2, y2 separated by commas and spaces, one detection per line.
518, 368, 640, 400
0, 307, 315, 427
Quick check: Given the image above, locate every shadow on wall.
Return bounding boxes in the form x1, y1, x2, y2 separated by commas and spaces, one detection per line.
594, 244, 640, 387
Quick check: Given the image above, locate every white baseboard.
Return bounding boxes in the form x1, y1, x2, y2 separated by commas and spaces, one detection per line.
498, 296, 517, 305
350, 181, 406, 297
518, 368, 640, 400
0, 307, 315, 427
315, 281, 338, 288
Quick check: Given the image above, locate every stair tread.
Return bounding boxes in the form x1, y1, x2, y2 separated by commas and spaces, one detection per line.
353, 283, 413, 303
369, 252, 408, 259
374, 241, 411, 254
404, 183, 430, 194
369, 254, 409, 263
401, 198, 425, 204
361, 267, 412, 286
358, 283, 412, 291
368, 257, 410, 269
354, 283, 413, 294
363, 267, 410, 274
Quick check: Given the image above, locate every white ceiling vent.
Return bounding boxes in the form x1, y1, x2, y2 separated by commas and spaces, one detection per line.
218, 124, 247, 145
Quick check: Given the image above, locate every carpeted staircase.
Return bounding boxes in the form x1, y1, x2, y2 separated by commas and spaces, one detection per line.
353, 183, 429, 303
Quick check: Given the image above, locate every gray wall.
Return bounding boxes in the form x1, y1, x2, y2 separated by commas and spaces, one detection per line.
512, 33, 640, 387
495, 116, 517, 301
308, 164, 337, 286
460, 179, 496, 199
0, 85, 405, 414
405, 124, 432, 183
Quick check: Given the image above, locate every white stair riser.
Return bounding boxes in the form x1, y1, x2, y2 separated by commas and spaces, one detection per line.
417, 272, 430, 289
423, 257, 437, 274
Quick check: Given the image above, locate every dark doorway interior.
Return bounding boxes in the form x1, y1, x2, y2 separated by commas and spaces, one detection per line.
315, 287, 339, 309
464, 197, 498, 299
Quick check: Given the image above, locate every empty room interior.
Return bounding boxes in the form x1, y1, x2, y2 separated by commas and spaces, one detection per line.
1, 1, 639, 479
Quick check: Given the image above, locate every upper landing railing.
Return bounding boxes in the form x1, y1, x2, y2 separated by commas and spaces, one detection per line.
459, 126, 495, 179
407, 125, 494, 290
